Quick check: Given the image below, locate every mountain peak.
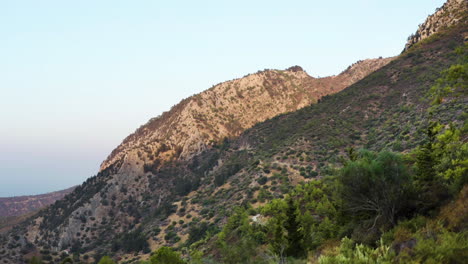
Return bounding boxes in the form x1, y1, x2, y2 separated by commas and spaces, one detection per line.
99, 58, 392, 172
286, 65, 304, 72
404, 0, 467, 51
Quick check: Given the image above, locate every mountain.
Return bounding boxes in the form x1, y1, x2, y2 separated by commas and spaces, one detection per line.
100, 58, 392, 173
0, 59, 393, 263
0, 187, 76, 218
0, 0, 466, 263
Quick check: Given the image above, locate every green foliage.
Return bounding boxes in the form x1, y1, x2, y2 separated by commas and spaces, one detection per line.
414, 122, 438, 182
214, 150, 250, 186
428, 61, 468, 105
412, 122, 450, 214
412, 119, 468, 215
111, 228, 150, 253
385, 216, 468, 264
28, 256, 42, 264
432, 122, 468, 193
427, 42, 467, 105
260, 181, 339, 258
438, 185, 468, 231
186, 221, 215, 245
215, 207, 267, 263
405, 229, 468, 264
60, 257, 73, 264
318, 237, 394, 264
338, 150, 412, 229
150, 247, 185, 264
98, 256, 116, 264
257, 176, 268, 185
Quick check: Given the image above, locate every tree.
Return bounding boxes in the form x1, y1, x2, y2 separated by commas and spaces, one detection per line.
98, 256, 116, 264
187, 221, 210, 245
262, 199, 289, 260
433, 123, 468, 192
113, 228, 150, 253
413, 122, 449, 213
284, 198, 304, 258
338, 150, 411, 229
428, 63, 467, 105
60, 257, 73, 264
28, 256, 42, 264
217, 208, 260, 264
415, 122, 438, 182
150, 247, 185, 264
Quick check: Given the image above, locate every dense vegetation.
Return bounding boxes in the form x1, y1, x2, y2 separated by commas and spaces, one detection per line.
70, 115, 466, 264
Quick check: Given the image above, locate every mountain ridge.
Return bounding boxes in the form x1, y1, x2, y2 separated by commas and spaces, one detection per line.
100, 58, 393, 173
0, 1, 466, 263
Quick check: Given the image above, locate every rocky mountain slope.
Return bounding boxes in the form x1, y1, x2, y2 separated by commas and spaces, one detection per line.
0, 58, 393, 263
0, 187, 75, 218
0, 61, 392, 264
404, 0, 467, 51
100, 58, 392, 173
0, 1, 466, 263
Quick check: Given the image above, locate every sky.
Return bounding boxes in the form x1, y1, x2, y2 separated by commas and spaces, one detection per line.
0, 0, 446, 197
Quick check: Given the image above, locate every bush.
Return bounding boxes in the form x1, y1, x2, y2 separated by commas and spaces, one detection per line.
338, 150, 412, 230
98, 256, 116, 264
187, 221, 213, 245
150, 247, 185, 264
257, 176, 268, 185
112, 229, 149, 253
214, 151, 250, 186
318, 237, 394, 264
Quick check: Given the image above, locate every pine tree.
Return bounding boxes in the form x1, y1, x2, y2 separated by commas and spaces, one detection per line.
284, 198, 304, 257
414, 122, 449, 213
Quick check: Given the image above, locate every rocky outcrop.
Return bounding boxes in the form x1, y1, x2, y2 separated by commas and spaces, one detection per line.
404, 0, 467, 51
100, 57, 393, 175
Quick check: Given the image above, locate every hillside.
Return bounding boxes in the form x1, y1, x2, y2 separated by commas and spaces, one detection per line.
0, 0, 466, 263
0, 187, 76, 218
0, 60, 393, 263
99, 58, 392, 172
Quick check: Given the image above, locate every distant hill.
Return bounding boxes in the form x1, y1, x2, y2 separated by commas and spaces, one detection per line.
0, 187, 75, 217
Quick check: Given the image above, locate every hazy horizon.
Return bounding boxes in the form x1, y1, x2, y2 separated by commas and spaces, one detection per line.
0, 0, 446, 197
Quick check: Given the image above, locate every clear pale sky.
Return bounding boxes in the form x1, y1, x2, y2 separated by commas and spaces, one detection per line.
0, 0, 446, 197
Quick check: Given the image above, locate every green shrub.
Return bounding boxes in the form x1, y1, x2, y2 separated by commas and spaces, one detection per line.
318, 237, 394, 264
98, 256, 116, 264
150, 247, 185, 264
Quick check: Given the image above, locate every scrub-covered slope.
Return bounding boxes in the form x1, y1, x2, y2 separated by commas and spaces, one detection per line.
0, 0, 466, 263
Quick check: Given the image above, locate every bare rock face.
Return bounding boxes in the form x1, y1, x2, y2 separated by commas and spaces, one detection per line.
100, 58, 393, 175
404, 0, 467, 51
